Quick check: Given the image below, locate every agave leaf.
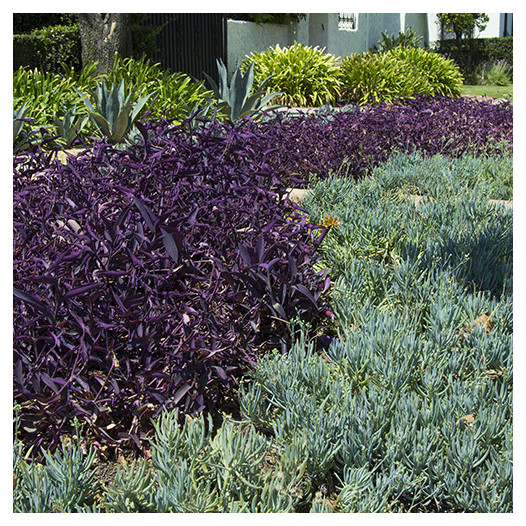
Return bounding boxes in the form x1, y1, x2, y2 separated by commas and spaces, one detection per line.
106, 80, 125, 130
242, 91, 282, 116
114, 105, 132, 143
89, 112, 111, 138
130, 91, 156, 125
231, 62, 254, 120
97, 80, 108, 114
203, 71, 219, 99
253, 73, 277, 93
73, 87, 94, 113
216, 58, 229, 98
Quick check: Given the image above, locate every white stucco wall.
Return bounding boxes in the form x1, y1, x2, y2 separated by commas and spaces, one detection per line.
227, 13, 511, 72
227, 19, 308, 74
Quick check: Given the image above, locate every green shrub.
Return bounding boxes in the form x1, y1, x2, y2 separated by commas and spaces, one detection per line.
390, 47, 464, 97
339, 48, 463, 105
13, 65, 93, 131
338, 51, 431, 105
435, 36, 513, 82
13, 24, 82, 73
83, 55, 214, 123
13, 13, 77, 33
13, 56, 214, 141
244, 42, 341, 107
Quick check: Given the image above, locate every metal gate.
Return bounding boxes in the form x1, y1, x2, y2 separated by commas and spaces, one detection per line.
140, 13, 227, 82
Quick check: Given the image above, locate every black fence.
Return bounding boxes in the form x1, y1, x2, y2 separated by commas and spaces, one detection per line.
140, 13, 227, 82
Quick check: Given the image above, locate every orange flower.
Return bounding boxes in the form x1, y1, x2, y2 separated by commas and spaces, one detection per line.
322, 215, 341, 229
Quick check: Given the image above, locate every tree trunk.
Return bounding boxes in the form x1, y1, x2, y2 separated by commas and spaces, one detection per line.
78, 13, 133, 74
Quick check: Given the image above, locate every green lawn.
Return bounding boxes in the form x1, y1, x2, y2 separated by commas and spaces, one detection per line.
461, 84, 513, 103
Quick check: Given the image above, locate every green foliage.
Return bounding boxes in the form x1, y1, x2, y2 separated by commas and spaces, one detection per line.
339, 51, 424, 104
436, 13, 490, 74
204, 59, 281, 121
14, 419, 99, 512
13, 24, 82, 73
391, 46, 464, 97
13, 103, 34, 149
13, 56, 213, 145
75, 79, 156, 144
437, 13, 490, 41
339, 48, 463, 105
13, 13, 77, 33
13, 64, 96, 134
101, 55, 214, 123
435, 37, 513, 83
484, 60, 513, 86
52, 105, 89, 148
375, 27, 423, 52
244, 42, 342, 107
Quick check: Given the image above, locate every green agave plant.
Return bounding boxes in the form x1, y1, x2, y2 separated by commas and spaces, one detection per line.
13, 103, 32, 148
204, 59, 282, 121
52, 105, 89, 148
75, 79, 156, 144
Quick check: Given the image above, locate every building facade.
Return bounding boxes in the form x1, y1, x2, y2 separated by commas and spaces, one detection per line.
227, 13, 513, 73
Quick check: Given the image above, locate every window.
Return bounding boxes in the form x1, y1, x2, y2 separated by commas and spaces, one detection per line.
338, 13, 357, 31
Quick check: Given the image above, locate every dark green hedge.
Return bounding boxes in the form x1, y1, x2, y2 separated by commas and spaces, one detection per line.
435, 36, 513, 77
13, 24, 81, 73
13, 13, 77, 34
13, 19, 167, 73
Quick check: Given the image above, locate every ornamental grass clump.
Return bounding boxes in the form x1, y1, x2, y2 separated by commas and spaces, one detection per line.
13, 117, 330, 456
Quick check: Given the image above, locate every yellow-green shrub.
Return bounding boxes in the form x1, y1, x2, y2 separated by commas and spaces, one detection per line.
392, 47, 464, 97
244, 42, 341, 107
339, 48, 463, 105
